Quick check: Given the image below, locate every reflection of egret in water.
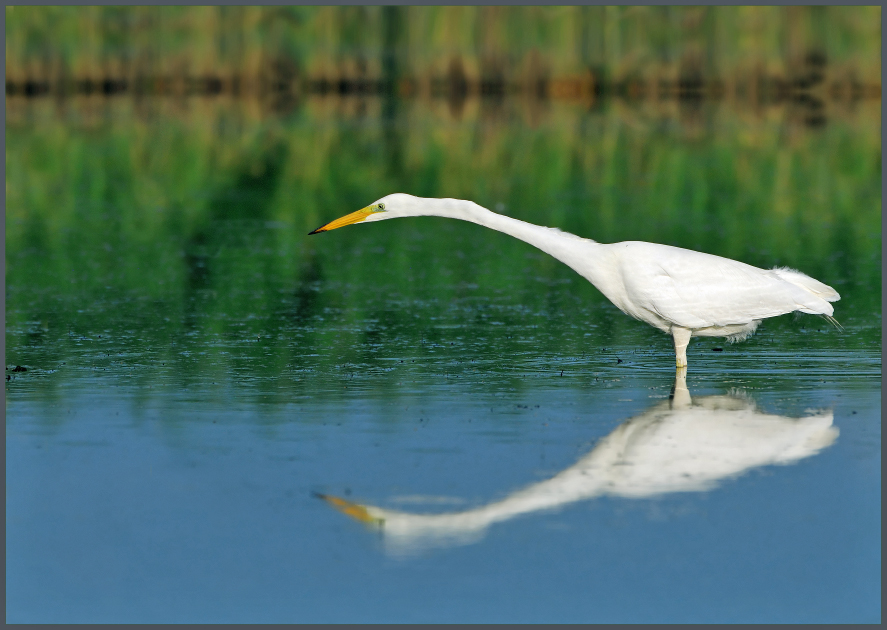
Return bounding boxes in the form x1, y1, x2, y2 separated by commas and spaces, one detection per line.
318, 369, 838, 555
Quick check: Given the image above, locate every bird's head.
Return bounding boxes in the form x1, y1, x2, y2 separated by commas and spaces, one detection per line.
308, 193, 422, 234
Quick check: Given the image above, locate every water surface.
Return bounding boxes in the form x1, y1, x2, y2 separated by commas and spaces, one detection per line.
6, 93, 881, 622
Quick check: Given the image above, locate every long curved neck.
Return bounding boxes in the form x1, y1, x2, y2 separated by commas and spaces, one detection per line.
400, 198, 615, 293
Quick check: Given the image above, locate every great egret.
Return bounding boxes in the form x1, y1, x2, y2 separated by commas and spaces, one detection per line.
310, 194, 840, 368
316, 370, 837, 555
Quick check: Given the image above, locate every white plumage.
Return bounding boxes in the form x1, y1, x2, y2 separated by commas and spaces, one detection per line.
310, 193, 840, 368
316, 372, 838, 555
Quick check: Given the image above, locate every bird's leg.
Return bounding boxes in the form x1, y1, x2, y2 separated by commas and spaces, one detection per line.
672, 327, 691, 368
670, 366, 690, 408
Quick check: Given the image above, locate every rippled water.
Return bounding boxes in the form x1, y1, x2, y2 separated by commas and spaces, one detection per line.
6, 94, 881, 622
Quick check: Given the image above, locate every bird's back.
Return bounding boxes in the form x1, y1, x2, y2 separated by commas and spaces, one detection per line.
598, 242, 839, 331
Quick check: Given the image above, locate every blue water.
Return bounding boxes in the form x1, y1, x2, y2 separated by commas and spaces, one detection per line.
7, 355, 880, 623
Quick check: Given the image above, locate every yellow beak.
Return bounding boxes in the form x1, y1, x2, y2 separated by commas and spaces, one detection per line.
309, 206, 377, 235
314, 492, 384, 526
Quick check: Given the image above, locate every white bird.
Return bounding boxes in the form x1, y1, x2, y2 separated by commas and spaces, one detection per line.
316, 370, 838, 555
310, 194, 840, 368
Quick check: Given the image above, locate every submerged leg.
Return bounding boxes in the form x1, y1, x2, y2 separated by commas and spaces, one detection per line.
672, 326, 692, 368
670, 366, 690, 408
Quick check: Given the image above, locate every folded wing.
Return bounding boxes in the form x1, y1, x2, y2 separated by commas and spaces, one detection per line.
617, 244, 838, 330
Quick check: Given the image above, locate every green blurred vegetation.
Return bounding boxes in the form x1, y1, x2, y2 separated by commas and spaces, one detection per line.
6, 6, 881, 83
5, 6, 881, 404
6, 94, 881, 400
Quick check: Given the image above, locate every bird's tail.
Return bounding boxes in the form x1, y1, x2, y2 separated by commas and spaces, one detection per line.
770, 267, 840, 302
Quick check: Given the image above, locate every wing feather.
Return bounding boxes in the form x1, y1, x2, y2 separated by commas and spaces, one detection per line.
615, 244, 836, 330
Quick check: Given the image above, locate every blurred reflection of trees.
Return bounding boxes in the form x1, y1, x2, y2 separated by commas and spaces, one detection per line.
6, 6, 880, 129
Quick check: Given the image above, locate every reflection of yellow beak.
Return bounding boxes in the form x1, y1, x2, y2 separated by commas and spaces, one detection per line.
314, 492, 384, 526
309, 206, 376, 235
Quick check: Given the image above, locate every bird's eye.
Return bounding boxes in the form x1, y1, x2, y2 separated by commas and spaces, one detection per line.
378, 203, 385, 210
